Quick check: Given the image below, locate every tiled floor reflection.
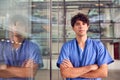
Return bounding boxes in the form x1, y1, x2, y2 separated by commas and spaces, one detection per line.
35, 70, 120, 80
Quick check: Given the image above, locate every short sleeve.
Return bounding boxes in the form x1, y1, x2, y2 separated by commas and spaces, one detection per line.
29, 44, 43, 68
56, 43, 70, 68
96, 41, 114, 66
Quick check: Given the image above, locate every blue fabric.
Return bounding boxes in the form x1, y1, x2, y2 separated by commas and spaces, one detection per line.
0, 39, 43, 80
57, 38, 114, 80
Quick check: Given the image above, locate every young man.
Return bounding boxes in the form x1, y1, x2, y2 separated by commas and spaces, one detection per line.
0, 15, 43, 80
57, 13, 114, 80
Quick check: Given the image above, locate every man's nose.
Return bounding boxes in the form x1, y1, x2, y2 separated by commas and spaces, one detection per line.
78, 25, 83, 28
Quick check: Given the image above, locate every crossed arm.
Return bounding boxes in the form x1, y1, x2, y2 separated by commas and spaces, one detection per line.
60, 59, 108, 78
0, 59, 39, 78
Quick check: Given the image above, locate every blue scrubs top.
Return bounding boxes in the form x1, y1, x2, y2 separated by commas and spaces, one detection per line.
0, 39, 43, 80
57, 38, 114, 80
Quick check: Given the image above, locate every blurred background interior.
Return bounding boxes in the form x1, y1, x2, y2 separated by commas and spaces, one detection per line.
0, 0, 120, 80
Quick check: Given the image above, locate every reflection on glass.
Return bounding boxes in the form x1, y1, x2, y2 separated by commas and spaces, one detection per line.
0, 14, 43, 79
0, 0, 44, 80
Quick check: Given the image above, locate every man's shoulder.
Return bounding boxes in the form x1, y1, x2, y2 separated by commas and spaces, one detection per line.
88, 38, 103, 48
25, 39, 40, 48
89, 38, 101, 44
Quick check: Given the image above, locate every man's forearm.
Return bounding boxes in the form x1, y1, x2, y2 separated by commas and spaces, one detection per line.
7, 66, 35, 78
0, 66, 34, 78
80, 70, 107, 78
80, 64, 108, 78
0, 70, 14, 78
60, 64, 98, 78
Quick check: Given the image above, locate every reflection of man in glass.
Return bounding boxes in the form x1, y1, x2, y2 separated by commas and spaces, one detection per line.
57, 13, 114, 80
0, 15, 43, 80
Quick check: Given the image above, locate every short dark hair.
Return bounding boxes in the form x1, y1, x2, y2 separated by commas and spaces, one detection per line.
71, 13, 89, 27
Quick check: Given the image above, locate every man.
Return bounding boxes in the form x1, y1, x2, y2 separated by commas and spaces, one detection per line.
0, 15, 43, 80
57, 13, 114, 80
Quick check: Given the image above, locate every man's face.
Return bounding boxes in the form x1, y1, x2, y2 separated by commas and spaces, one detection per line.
9, 24, 25, 41
72, 20, 89, 37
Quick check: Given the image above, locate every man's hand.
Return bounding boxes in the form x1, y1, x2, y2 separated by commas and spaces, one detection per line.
61, 59, 98, 71
60, 59, 99, 78
61, 59, 73, 68
0, 64, 7, 70
22, 59, 34, 67
90, 64, 98, 71
60, 59, 73, 71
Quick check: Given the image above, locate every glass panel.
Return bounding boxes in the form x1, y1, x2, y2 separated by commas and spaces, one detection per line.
111, 8, 120, 38
0, 1, 31, 61
0, 0, 32, 41
114, 23, 120, 38
0, 0, 44, 80
111, 0, 120, 7
51, 0, 64, 80
88, 23, 100, 38
52, 11, 64, 39
88, 8, 100, 38
31, 0, 50, 80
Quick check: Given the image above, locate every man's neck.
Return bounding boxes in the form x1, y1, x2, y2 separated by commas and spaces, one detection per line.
76, 35, 87, 44
76, 35, 87, 50
11, 37, 25, 44
12, 38, 25, 48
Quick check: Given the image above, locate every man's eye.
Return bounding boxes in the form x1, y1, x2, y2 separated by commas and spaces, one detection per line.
75, 23, 79, 26
83, 23, 85, 25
